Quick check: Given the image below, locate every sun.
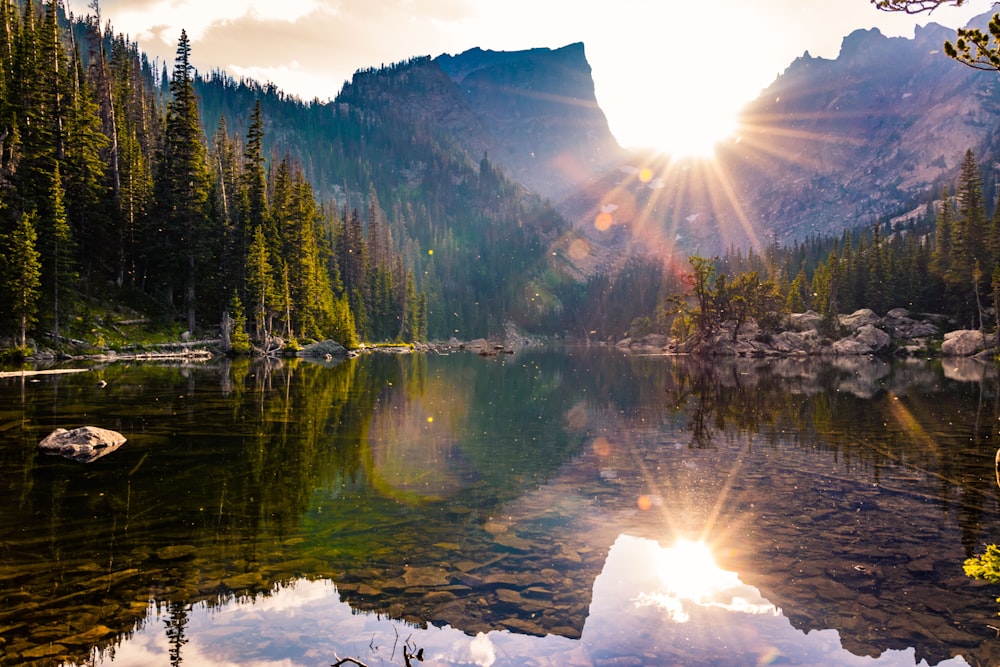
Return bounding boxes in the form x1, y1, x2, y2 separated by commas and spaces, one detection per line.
619, 104, 739, 159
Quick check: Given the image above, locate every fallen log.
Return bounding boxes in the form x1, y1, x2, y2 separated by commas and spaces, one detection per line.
0, 368, 91, 379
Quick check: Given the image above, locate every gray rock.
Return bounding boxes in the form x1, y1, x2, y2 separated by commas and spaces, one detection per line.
854, 324, 892, 353
788, 310, 822, 332
770, 330, 819, 355
839, 309, 881, 331
296, 340, 348, 358
38, 426, 127, 462
882, 310, 940, 339
941, 330, 991, 357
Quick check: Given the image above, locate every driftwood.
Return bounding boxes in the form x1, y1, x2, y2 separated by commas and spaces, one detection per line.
0, 368, 91, 379
121, 338, 221, 350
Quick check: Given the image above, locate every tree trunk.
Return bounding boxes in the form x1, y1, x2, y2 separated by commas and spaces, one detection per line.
220, 310, 232, 352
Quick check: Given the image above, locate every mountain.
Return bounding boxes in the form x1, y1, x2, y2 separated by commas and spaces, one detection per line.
434, 43, 625, 202
723, 16, 1000, 244
188, 24, 1000, 338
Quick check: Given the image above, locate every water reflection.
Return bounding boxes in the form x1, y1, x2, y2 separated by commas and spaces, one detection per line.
1, 351, 1000, 666
365, 367, 473, 503
636, 538, 778, 622
95, 534, 970, 667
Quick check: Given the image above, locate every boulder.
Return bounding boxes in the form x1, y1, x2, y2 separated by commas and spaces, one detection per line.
788, 310, 822, 332
839, 309, 881, 331
296, 340, 348, 358
941, 330, 990, 357
38, 426, 127, 462
769, 330, 818, 355
830, 324, 890, 355
882, 310, 940, 339
854, 324, 892, 353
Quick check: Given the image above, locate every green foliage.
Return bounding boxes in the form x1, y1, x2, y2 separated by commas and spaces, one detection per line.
2, 212, 43, 346
872, 2, 1000, 74
0, 7, 449, 352
228, 293, 251, 355
964, 544, 1000, 613
964, 544, 1000, 582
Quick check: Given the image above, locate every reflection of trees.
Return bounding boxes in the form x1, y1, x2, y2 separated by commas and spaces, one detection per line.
653, 357, 1000, 542
0, 357, 385, 666
165, 601, 189, 667
662, 359, 788, 448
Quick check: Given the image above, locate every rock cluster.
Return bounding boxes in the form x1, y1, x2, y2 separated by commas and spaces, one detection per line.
618, 308, 994, 358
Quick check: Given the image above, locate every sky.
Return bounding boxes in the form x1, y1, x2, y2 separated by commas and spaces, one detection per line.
83, 0, 988, 157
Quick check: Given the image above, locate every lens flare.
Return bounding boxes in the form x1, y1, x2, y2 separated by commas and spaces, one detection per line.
594, 211, 613, 231
568, 238, 590, 261
593, 436, 612, 457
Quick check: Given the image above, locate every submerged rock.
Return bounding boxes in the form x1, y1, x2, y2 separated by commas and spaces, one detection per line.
38, 426, 126, 463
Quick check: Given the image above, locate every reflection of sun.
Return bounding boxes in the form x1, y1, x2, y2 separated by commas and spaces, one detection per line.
640, 538, 779, 623
659, 539, 721, 599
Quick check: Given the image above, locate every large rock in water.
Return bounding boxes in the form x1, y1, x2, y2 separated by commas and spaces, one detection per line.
38, 426, 126, 462
296, 340, 348, 358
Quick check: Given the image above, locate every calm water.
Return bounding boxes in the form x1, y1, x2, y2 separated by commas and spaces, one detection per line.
2, 349, 1000, 666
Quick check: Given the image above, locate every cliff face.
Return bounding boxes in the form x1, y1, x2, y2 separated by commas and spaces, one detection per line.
435, 43, 625, 201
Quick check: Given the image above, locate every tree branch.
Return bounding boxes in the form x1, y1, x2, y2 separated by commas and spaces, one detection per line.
870, 0, 967, 13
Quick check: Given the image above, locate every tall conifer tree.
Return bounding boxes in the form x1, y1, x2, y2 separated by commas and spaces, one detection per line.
4, 212, 42, 347
153, 29, 212, 331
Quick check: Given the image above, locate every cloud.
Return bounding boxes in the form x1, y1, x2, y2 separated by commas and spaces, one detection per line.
99, 0, 479, 100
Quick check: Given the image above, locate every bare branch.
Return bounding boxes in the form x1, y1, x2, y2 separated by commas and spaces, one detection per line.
331, 658, 370, 667
870, 0, 967, 13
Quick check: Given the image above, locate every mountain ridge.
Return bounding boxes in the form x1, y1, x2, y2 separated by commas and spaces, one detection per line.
433, 42, 625, 202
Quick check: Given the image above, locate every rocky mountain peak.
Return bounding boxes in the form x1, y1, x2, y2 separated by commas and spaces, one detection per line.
434, 43, 624, 201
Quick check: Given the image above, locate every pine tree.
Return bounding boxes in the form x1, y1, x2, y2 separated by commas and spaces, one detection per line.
210, 115, 242, 298
932, 187, 954, 278
242, 99, 266, 230
152, 29, 213, 332
865, 222, 888, 314
786, 266, 809, 312
4, 212, 42, 347
955, 149, 988, 277
46, 162, 74, 340
64, 49, 109, 287
0, 0, 18, 195
108, 34, 155, 288
246, 224, 276, 340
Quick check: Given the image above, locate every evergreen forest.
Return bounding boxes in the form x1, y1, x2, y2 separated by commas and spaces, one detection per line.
0, 0, 568, 355
660, 148, 1000, 342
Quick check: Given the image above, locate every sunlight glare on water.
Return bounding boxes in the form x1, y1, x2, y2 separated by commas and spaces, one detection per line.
639, 538, 779, 623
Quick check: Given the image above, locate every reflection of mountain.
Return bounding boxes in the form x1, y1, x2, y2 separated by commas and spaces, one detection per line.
3, 352, 1000, 665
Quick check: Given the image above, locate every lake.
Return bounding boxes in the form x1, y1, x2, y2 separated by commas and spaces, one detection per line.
2, 348, 1000, 666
